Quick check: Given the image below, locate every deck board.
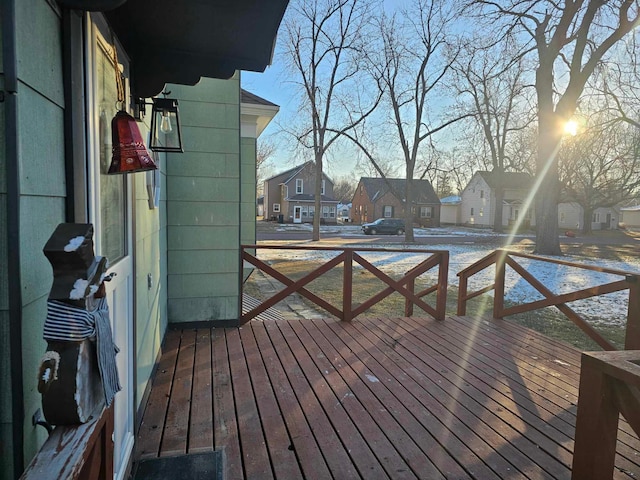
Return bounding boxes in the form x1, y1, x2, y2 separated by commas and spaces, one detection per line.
188, 329, 213, 453
135, 315, 640, 479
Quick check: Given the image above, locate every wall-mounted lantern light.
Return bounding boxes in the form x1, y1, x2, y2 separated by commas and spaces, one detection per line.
149, 98, 183, 153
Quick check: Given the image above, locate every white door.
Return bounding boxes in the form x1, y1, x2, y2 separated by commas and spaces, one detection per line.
86, 15, 135, 480
293, 205, 302, 223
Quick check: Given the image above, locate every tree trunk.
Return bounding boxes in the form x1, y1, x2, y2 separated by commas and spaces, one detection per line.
404, 180, 414, 242
534, 114, 562, 255
313, 157, 322, 241
493, 169, 505, 233
582, 208, 593, 235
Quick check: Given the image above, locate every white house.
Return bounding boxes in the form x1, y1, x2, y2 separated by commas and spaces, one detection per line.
337, 202, 352, 222
557, 203, 619, 231
440, 195, 462, 225
620, 205, 640, 229
461, 171, 535, 228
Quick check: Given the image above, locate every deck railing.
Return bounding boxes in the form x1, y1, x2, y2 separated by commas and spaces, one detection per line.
240, 244, 449, 324
456, 249, 640, 350
572, 350, 640, 479
21, 405, 114, 480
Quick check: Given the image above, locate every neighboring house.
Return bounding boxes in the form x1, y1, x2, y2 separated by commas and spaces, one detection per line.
263, 162, 339, 223
620, 205, 640, 229
440, 195, 462, 225
337, 202, 352, 222
257, 195, 265, 217
557, 203, 619, 231
351, 178, 441, 227
0, 2, 287, 479
461, 171, 535, 228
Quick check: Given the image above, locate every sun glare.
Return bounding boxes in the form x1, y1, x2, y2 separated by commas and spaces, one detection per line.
564, 119, 579, 136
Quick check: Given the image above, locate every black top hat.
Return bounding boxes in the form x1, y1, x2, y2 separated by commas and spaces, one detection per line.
43, 223, 109, 301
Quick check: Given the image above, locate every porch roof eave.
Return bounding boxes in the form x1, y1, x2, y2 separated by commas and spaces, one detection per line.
102, 0, 289, 98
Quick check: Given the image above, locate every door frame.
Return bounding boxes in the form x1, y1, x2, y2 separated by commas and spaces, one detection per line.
293, 205, 302, 223
84, 13, 136, 480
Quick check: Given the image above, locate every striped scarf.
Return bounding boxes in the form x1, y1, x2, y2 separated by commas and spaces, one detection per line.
44, 297, 121, 407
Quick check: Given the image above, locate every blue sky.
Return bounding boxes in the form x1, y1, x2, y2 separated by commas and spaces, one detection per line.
241, 0, 415, 180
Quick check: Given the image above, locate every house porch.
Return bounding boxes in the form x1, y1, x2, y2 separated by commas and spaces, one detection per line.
133, 315, 640, 479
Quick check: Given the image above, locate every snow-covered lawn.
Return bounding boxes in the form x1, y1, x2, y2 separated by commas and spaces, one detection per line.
256, 240, 639, 327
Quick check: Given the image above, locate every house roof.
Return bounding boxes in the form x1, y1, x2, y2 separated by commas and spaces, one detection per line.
241, 89, 279, 137
265, 161, 334, 185
621, 205, 640, 211
96, 0, 289, 97
265, 162, 312, 184
359, 178, 440, 204
241, 89, 278, 107
440, 195, 461, 205
476, 171, 533, 190
288, 194, 338, 203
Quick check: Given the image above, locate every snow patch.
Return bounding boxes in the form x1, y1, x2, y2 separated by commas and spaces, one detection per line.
64, 236, 85, 252
365, 374, 380, 383
69, 278, 89, 299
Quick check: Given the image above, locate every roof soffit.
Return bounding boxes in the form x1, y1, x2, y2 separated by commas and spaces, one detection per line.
103, 0, 289, 98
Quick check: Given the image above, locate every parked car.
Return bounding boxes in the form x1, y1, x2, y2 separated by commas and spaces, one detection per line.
362, 218, 405, 235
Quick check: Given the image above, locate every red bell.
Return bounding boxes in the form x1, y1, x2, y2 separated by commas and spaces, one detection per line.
108, 110, 157, 174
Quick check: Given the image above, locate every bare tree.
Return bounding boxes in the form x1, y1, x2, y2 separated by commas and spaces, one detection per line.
343, 1, 469, 241
453, 39, 534, 232
592, 49, 640, 130
256, 140, 276, 196
283, 0, 381, 240
559, 117, 640, 234
332, 175, 357, 203
466, 0, 640, 254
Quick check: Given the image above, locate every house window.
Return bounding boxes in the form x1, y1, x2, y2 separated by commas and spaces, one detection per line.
360, 185, 363, 195
273, 203, 280, 213
593, 212, 600, 223
383, 205, 393, 217
296, 178, 303, 194
321, 179, 326, 195
322, 206, 330, 218
330, 206, 336, 218
309, 206, 315, 217
560, 212, 565, 222
470, 207, 474, 216
479, 208, 484, 217
480, 190, 484, 199
420, 206, 432, 218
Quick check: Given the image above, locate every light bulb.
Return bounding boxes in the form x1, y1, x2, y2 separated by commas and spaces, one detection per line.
160, 112, 173, 134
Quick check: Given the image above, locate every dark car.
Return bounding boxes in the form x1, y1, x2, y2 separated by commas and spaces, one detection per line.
362, 218, 405, 235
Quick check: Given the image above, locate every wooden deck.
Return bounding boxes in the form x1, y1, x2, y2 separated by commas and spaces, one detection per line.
134, 315, 640, 479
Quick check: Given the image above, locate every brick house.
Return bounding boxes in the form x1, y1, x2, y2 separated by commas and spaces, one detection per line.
351, 177, 441, 227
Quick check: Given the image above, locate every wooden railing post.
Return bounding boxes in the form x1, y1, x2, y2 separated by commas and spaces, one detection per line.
625, 276, 640, 350
493, 250, 506, 319
436, 252, 448, 321
572, 353, 623, 480
404, 276, 415, 317
343, 249, 353, 322
457, 273, 468, 316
